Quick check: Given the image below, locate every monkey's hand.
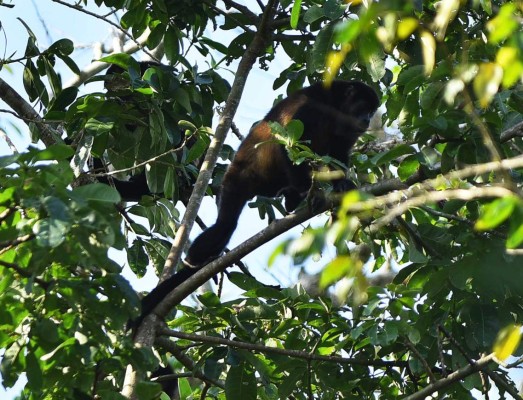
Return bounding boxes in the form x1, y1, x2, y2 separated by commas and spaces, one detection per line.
279, 186, 306, 212
305, 184, 327, 214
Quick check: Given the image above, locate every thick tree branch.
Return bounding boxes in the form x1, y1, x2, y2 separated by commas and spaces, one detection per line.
0, 77, 60, 146
220, 0, 259, 22
500, 120, 523, 142
150, 153, 523, 321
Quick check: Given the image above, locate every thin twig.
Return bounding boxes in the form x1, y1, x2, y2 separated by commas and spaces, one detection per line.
50, 0, 158, 62
155, 337, 225, 389
0, 234, 36, 255
0, 259, 51, 289
0, 128, 19, 154
404, 339, 437, 383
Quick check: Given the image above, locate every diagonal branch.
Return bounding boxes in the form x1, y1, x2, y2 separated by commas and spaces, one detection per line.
0, 77, 60, 146
151, 153, 523, 320
404, 353, 496, 400
159, 0, 279, 282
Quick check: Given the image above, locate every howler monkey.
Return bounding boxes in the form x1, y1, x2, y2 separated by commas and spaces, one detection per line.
185, 80, 380, 266
134, 80, 380, 326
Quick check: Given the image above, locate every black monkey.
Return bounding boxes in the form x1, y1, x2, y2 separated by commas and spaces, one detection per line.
134, 80, 380, 325
185, 80, 380, 266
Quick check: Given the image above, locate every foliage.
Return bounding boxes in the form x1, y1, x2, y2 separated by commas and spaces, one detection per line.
0, 0, 523, 399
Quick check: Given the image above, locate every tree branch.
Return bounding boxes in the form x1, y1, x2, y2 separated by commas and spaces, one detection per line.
500, 120, 523, 142
404, 353, 496, 400
155, 337, 225, 389
0, 77, 60, 146
438, 326, 522, 400
157, 329, 408, 369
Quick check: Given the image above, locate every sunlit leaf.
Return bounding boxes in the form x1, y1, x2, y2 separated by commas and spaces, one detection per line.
486, 3, 518, 44
496, 46, 523, 88
432, 0, 460, 41
33, 218, 68, 248
290, 0, 302, 29
473, 62, 503, 108
507, 206, 523, 249
324, 45, 350, 86
420, 30, 436, 75
320, 255, 352, 289
71, 183, 121, 203
493, 325, 522, 361
397, 18, 418, 40
475, 196, 518, 231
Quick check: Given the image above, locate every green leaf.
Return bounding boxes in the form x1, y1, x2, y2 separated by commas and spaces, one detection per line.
286, 119, 304, 142
185, 134, 210, 164
370, 144, 416, 166
47, 38, 74, 56
135, 382, 162, 400
493, 325, 522, 361
200, 37, 229, 54
303, 5, 324, 24
22, 144, 74, 162
278, 366, 305, 398
487, 3, 518, 44
290, 0, 302, 29
396, 65, 425, 92
308, 23, 335, 74
33, 218, 68, 247
475, 196, 518, 231
320, 255, 352, 289
49, 86, 78, 111
507, 206, 523, 249
18, 17, 39, 57
71, 183, 121, 203
397, 155, 420, 181
85, 118, 115, 136
99, 53, 133, 69
57, 54, 80, 75
420, 81, 445, 110
174, 87, 191, 113
334, 19, 361, 44
164, 26, 180, 64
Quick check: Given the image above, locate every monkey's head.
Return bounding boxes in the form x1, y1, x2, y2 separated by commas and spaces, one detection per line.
329, 80, 381, 134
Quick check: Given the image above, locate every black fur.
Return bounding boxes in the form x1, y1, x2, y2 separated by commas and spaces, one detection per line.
185, 80, 380, 266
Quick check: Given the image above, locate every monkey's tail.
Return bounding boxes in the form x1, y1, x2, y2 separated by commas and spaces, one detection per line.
129, 266, 197, 330
129, 188, 248, 331
185, 187, 248, 267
